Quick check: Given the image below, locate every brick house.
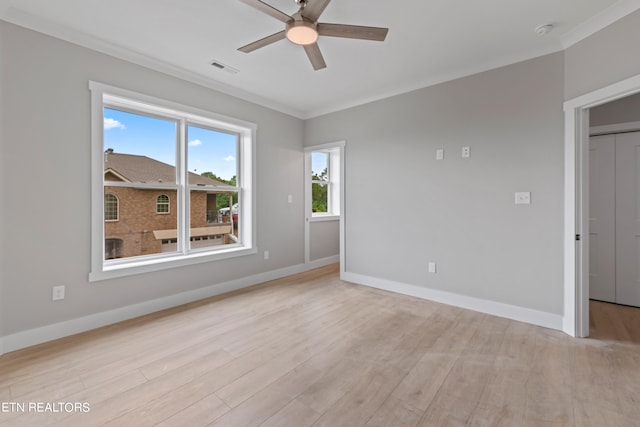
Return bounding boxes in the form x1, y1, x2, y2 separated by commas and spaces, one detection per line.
104, 149, 235, 259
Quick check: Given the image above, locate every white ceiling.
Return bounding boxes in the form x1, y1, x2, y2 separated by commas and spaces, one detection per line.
1, 0, 638, 118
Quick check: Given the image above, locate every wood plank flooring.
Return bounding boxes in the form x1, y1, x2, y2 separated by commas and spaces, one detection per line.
1, 264, 639, 426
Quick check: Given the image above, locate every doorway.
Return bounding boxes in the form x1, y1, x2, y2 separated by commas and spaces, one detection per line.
589, 130, 640, 307
564, 73, 640, 337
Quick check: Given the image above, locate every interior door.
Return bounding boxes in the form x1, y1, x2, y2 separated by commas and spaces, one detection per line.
615, 131, 640, 307
589, 135, 616, 303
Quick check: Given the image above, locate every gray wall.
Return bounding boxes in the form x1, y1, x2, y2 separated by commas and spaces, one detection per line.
590, 92, 640, 126
306, 53, 565, 314
565, 9, 640, 100
0, 22, 5, 343
309, 221, 339, 261
0, 21, 305, 335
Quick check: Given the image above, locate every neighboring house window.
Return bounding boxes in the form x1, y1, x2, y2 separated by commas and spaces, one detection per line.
104, 193, 119, 221
156, 194, 169, 214
305, 142, 344, 219
90, 81, 256, 281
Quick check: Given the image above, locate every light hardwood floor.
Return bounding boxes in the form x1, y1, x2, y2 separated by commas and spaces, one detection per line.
1, 264, 639, 426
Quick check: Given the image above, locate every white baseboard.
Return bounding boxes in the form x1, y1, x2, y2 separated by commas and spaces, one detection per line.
1, 261, 337, 355
307, 255, 340, 269
342, 271, 563, 331
3, 257, 561, 356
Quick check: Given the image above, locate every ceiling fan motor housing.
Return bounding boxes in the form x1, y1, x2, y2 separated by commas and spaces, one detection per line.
286, 17, 318, 45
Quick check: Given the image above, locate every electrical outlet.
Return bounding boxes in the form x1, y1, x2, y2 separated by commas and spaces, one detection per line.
461, 146, 470, 158
264, 250, 270, 260
436, 149, 444, 160
52, 285, 65, 301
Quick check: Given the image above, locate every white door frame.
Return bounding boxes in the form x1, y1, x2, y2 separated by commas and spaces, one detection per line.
304, 141, 346, 275
563, 73, 640, 337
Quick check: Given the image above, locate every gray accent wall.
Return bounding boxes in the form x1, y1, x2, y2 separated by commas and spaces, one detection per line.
0, 21, 305, 335
306, 53, 565, 314
565, 9, 640, 100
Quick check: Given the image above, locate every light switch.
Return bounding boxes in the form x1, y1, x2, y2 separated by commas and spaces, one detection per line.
287, 194, 292, 203
436, 149, 444, 160
428, 262, 437, 273
515, 192, 531, 205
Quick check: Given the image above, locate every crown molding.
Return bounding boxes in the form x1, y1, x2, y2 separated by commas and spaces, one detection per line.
560, 0, 640, 49
3, 1, 640, 120
0, 7, 306, 119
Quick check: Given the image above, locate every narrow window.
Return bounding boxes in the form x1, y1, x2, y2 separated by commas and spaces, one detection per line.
156, 194, 170, 214
306, 144, 342, 219
104, 193, 119, 221
311, 151, 330, 214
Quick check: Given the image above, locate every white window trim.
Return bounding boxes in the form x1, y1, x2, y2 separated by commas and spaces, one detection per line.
306, 143, 343, 222
89, 81, 256, 282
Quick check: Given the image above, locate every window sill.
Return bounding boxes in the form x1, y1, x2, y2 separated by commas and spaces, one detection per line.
310, 214, 340, 222
89, 246, 257, 282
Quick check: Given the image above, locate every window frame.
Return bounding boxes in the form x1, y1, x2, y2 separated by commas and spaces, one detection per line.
90, 81, 256, 282
305, 143, 343, 222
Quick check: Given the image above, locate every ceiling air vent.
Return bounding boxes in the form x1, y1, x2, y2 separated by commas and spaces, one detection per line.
210, 60, 239, 74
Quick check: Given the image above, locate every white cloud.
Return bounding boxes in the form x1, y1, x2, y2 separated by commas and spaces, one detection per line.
224, 155, 236, 162
104, 118, 125, 130
189, 139, 203, 147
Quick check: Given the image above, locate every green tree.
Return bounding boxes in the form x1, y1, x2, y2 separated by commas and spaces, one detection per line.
201, 172, 237, 210
311, 168, 328, 213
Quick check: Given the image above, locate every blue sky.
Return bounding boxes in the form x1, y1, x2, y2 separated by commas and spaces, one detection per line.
311, 151, 328, 177
104, 108, 238, 180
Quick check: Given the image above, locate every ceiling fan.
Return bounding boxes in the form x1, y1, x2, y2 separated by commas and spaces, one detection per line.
237, 0, 389, 70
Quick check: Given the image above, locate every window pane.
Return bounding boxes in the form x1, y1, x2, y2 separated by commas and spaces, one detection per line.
103, 188, 178, 260
189, 190, 238, 250
311, 152, 329, 182
103, 107, 178, 184
312, 182, 328, 213
187, 125, 237, 186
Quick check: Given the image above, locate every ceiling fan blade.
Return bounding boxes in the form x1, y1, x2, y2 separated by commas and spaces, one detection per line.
238, 30, 286, 53
317, 23, 388, 41
237, 0, 292, 23
303, 43, 327, 70
301, 0, 331, 22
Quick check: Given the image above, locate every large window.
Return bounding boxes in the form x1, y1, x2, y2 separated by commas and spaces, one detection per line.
90, 82, 256, 281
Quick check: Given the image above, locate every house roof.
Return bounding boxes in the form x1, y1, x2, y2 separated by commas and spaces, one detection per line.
104, 150, 228, 186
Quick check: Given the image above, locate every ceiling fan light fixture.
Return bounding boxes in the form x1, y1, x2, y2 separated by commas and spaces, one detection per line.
286, 21, 318, 45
